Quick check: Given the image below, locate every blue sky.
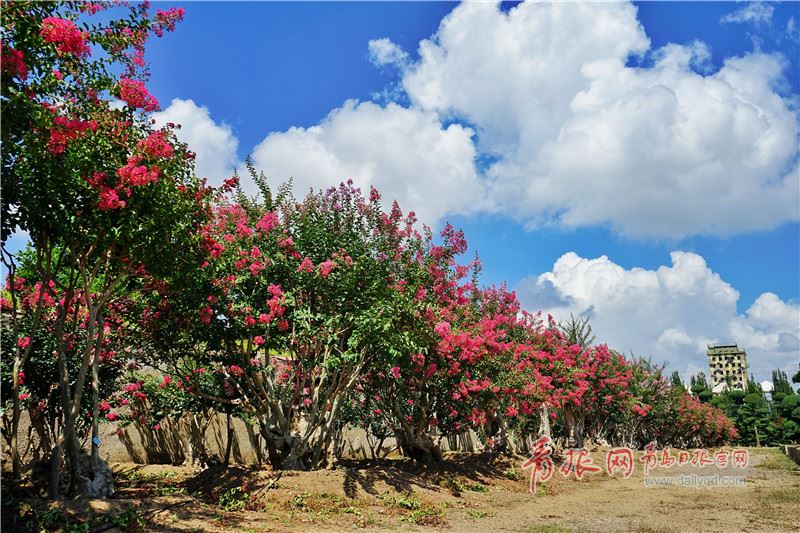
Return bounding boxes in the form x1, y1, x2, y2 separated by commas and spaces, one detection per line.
144, 0, 800, 303
11, 1, 799, 380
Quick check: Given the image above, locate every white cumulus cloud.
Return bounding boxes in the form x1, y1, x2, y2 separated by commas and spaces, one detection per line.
368, 37, 409, 68
249, 100, 484, 224
517, 251, 800, 381
152, 98, 239, 187
149, 2, 799, 240
384, 1, 799, 238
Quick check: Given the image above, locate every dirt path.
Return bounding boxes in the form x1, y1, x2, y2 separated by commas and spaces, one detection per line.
18, 447, 800, 532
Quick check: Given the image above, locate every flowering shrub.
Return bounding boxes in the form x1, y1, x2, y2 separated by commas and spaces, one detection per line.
1, 1, 208, 497
136, 174, 439, 469
0, 2, 741, 487
132, 174, 739, 466
0, 271, 132, 468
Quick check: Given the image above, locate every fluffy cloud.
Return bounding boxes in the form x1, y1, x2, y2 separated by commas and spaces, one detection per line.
368, 38, 409, 68
152, 98, 239, 187
721, 2, 774, 26
152, 2, 798, 238
517, 251, 800, 381
249, 100, 484, 224
384, 1, 799, 237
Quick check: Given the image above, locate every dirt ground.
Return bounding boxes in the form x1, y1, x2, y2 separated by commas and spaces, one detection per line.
9, 447, 800, 532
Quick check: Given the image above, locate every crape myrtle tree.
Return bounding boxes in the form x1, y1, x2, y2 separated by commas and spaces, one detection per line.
0, 265, 133, 488
1, 1, 209, 497
115, 266, 247, 467
351, 224, 484, 463
497, 311, 563, 451
462, 287, 552, 455
353, 233, 553, 462
502, 318, 737, 450
137, 173, 439, 470
621, 363, 675, 447
548, 344, 639, 449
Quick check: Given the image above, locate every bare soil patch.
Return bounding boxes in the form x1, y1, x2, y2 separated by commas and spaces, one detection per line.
6, 447, 799, 532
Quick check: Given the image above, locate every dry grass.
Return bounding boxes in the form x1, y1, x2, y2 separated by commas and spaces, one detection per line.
756, 448, 798, 471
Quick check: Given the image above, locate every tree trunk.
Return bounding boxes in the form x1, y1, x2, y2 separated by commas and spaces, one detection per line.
11, 358, 22, 481
259, 422, 305, 470
395, 429, 443, 463
179, 417, 194, 466
90, 312, 104, 473
224, 412, 234, 466
485, 411, 509, 452
49, 442, 63, 499
564, 409, 585, 449
538, 404, 552, 440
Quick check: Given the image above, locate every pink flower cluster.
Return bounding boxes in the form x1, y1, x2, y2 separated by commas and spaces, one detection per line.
40, 17, 91, 57
153, 8, 186, 38
79, 3, 103, 15
318, 259, 336, 278
117, 156, 160, 187
98, 187, 126, 211
48, 116, 98, 155
1, 46, 27, 80
256, 212, 279, 234
297, 257, 314, 273
119, 77, 159, 111
137, 131, 174, 159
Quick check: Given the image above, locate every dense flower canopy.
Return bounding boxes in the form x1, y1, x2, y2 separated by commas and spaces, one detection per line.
2, 2, 774, 506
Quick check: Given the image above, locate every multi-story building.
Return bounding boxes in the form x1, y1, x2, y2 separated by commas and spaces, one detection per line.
707, 344, 748, 392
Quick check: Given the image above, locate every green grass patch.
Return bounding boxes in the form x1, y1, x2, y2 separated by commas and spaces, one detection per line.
17, 503, 149, 532
466, 509, 495, 519
757, 449, 797, 471
399, 503, 447, 526
758, 486, 800, 505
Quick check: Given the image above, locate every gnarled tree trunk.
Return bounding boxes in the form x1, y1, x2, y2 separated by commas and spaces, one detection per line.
395, 429, 443, 463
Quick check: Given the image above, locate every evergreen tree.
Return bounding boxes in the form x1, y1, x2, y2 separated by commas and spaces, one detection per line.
772, 369, 794, 396
670, 370, 685, 392
558, 313, 595, 348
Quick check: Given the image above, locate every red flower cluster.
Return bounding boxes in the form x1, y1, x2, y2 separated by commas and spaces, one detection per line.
1, 46, 28, 80
98, 187, 126, 211
117, 156, 160, 187
48, 116, 98, 155
153, 8, 186, 38
199, 305, 213, 324
40, 17, 90, 57
119, 77, 159, 111
137, 131, 174, 159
